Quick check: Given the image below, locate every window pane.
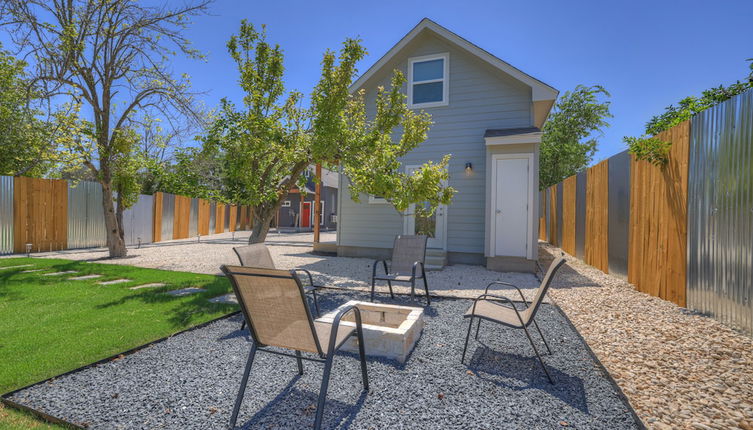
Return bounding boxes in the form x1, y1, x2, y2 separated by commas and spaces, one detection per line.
412, 82, 444, 104
413, 59, 443, 81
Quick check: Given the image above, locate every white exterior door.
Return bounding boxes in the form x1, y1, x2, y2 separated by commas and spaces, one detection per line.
405, 166, 447, 249
494, 157, 530, 257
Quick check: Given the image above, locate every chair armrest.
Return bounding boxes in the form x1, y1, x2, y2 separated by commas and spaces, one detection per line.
292, 269, 317, 288
485, 281, 529, 306
372, 260, 389, 279
411, 261, 424, 278
470, 293, 526, 326
324, 304, 363, 357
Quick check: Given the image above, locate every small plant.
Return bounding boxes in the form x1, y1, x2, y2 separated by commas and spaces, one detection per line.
625, 136, 672, 167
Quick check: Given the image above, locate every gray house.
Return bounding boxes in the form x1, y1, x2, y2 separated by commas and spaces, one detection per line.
336, 19, 558, 272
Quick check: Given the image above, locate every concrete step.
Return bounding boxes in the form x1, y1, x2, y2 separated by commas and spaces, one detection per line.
424, 248, 447, 270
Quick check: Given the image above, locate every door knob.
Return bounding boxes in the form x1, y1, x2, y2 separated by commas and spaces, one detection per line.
496, 209, 501, 214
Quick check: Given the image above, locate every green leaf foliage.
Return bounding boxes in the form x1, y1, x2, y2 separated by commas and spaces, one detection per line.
626, 63, 753, 166
540, 85, 612, 189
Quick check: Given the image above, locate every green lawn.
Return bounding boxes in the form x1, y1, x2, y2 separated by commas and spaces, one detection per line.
0, 258, 237, 429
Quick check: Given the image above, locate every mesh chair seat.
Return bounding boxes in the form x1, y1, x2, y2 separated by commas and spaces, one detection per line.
373, 273, 416, 282
314, 322, 355, 352
463, 300, 529, 328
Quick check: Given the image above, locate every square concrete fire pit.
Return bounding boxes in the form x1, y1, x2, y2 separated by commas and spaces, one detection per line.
317, 300, 424, 364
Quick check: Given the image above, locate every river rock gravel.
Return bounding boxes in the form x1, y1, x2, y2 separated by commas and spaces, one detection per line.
539, 243, 753, 430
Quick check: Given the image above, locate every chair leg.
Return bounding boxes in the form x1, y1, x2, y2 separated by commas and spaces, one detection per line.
311, 290, 321, 317
370, 277, 376, 302
522, 325, 554, 384
240, 319, 246, 331
531, 319, 552, 355
386, 280, 394, 299
475, 319, 482, 340
313, 354, 335, 430
410, 278, 415, 299
422, 270, 430, 306
295, 351, 304, 375
229, 343, 257, 429
461, 316, 474, 364
356, 327, 369, 390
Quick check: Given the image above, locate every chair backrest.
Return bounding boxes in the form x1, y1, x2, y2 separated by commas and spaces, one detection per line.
390, 235, 427, 274
221, 265, 322, 355
522, 257, 567, 325
233, 244, 276, 269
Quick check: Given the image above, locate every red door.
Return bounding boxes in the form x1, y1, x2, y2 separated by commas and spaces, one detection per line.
301, 202, 311, 228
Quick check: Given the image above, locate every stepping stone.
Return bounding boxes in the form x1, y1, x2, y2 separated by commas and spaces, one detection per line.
0, 264, 33, 270
165, 287, 205, 296
69, 274, 103, 280
42, 271, 78, 276
21, 269, 46, 273
129, 283, 166, 290
97, 279, 131, 285
208, 294, 238, 304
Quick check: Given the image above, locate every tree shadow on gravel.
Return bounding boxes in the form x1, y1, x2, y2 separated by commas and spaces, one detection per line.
237, 384, 366, 430
467, 345, 589, 414
538, 247, 601, 289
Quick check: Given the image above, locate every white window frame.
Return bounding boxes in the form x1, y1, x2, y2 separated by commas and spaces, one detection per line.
369, 195, 388, 204
281, 200, 291, 207
408, 52, 449, 109
319, 200, 325, 225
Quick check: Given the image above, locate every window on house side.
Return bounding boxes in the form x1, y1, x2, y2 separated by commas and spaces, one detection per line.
281, 200, 291, 207
409, 53, 449, 108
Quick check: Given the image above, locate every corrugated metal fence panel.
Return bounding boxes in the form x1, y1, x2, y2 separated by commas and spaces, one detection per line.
209, 202, 216, 233
545, 189, 551, 242
123, 194, 154, 246
189, 198, 199, 237
688, 89, 753, 334
556, 182, 563, 247
161, 193, 175, 240
575, 171, 587, 260
67, 181, 107, 249
608, 150, 631, 279
0, 176, 13, 254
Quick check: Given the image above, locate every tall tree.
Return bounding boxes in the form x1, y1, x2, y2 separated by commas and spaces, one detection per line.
0, 0, 209, 257
205, 21, 454, 243
0, 43, 54, 176
539, 85, 612, 189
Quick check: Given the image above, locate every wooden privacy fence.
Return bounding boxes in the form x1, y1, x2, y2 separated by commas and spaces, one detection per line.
1, 180, 251, 255
541, 120, 690, 306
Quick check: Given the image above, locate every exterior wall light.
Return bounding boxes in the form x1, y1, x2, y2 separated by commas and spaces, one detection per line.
465, 162, 473, 176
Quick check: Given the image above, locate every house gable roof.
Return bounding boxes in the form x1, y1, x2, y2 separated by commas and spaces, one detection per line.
350, 18, 559, 102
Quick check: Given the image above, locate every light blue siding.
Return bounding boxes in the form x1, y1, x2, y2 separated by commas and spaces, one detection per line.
339, 31, 533, 254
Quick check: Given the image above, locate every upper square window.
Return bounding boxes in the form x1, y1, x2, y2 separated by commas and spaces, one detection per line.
408, 53, 449, 108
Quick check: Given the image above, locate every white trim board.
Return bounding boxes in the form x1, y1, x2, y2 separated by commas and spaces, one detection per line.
489, 153, 536, 260
350, 18, 558, 102
485, 132, 543, 146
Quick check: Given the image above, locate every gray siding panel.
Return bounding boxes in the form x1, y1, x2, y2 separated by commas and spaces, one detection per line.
340, 31, 532, 254
67, 181, 107, 249
575, 171, 587, 260
122, 194, 154, 246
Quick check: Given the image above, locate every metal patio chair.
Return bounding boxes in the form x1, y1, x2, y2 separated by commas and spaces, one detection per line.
233, 244, 321, 326
461, 257, 567, 383
220, 265, 369, 430
370, 235, 430, 305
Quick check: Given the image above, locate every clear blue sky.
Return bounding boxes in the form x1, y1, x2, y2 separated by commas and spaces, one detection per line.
7, 0, 753, 163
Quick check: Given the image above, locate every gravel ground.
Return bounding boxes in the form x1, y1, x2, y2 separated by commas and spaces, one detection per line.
7, 290, 638, 430
23, 231, 540, 299
538, 244, 753, 430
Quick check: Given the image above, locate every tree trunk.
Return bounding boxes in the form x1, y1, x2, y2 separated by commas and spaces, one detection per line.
248, 208, 274, 244
101, 183, 128, 258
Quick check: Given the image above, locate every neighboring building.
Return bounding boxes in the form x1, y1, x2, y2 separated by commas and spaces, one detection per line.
276, 167, 338, 232
336, 18, 558, 272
